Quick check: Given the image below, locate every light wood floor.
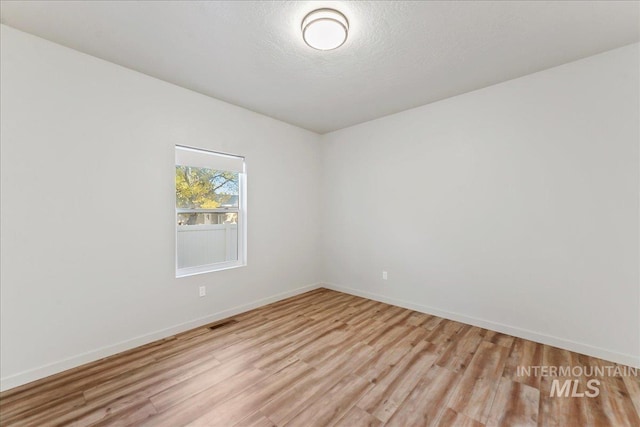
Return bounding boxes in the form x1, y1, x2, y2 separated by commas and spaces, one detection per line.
1, 288, 638, 426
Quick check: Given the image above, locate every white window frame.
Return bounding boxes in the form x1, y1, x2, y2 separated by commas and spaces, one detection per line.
175, 146, 247, 278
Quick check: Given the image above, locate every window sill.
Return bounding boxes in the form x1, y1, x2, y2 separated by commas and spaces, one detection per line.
176, 262, 246, 278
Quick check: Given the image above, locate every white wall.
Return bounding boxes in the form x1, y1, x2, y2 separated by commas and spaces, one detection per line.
0, 25, 321, 390
321, 44, 640, 367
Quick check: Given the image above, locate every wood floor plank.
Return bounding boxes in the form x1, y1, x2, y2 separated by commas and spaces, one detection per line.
371, 305, 405, 323
61, 353, 222, 426
365, 324, 411, 351
303, 296, 353, 321
383, 309, 415, 327
233, 411, 276, 427
483, 330, 515, 349
436, 325, 484, 373
89, 400, 157, 427
252, 319, 347, 374
425, 318, 466, 348
333, 405, 382, 427
214, 317, 314, 361
420, 314, 443, 330
291, 327, 348, 362
447, 341, 510, 424
437, 408, 485, 426
2, 288, 638, 427
622, 374, 640, 420
284, 374, 372, 427
185, 361, 315, 426
261, 342, 375, 425
301, 332, 368, 367
345, 316, 385, 337
0, 392, 86, 427
82, 345, 221, 401
502, 338, 543, 389
233, 311, 311, 339
385, 365, 461, 427
405, 311, 431, 327
486, 377, 539, 426
354, 326, 429, 383
330, 304, 362, 323
538, 375, 590, 427
149, 356, 253, 412
357, 340, 439, 422
345, 301, 387, 326
141, 368, 267, 427
589, 372, 640, 426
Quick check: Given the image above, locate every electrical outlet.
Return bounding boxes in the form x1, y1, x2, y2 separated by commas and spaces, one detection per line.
199, 286, 206, 297
382, 271, 388, 280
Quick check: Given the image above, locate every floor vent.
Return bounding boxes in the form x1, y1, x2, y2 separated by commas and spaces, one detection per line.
208, 319, 239, 331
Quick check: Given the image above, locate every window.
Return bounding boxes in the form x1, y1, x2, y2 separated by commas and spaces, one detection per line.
175, 145, 246, 277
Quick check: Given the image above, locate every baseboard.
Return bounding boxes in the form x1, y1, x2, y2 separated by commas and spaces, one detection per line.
322, 282, 640, 368
0, 282, 323, 392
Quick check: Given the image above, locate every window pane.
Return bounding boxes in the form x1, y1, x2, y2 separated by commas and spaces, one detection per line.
177, 221, 239, 268
175, 166, 239, 209
177, 212, 238, 226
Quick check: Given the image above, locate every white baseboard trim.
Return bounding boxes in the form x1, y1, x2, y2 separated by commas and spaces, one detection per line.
0, 282, 323, 392
322, 282, 640, 368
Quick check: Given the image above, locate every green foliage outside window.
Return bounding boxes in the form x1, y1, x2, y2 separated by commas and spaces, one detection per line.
175, 166, 239, 209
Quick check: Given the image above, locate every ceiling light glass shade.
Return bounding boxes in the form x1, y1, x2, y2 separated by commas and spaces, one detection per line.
302, 8, 349, 51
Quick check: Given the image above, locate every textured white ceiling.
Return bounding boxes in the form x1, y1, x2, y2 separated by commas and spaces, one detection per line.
1, 1, 638, 134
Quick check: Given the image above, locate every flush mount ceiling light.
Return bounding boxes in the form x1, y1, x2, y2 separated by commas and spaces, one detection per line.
302, 8, 349, 51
